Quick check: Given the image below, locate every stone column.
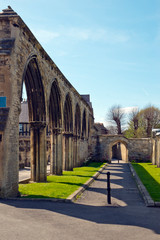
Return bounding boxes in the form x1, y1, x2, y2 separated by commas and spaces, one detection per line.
72, 135, 77, 168
50, 129, 56, 175
152, 138, 156, 165
156, 137, 160, 168
50, 128, 63, 175
64, 135, 69, 170
68, 134, 73, 171
76, 137, 80, 167
30, 121, 47, 182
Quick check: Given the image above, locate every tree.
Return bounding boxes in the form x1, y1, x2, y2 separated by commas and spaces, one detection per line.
124, 105, 160, 138
124, 118, 146, 138
107, 125, 117, 135
130, 108, 139, 131
107, 105, 125, 134
140, 105, 160, 137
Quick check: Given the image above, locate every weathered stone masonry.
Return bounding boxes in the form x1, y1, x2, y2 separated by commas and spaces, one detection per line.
91, 134, 152, 162
0, 7, 94, 197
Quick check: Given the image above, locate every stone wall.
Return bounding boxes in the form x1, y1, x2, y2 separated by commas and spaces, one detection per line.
91, 134, 152, 162
152, 136, 160, 167
128, 138, 152, 162
0, 7, 94, 197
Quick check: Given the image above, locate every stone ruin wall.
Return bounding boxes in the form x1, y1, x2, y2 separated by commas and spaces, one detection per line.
90, 134, 152, 162
128, 138, 152, 162
0, 7, 94, 197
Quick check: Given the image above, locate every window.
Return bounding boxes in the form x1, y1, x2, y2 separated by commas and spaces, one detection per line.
19, 124, 23, 133
0, 97, 6, 107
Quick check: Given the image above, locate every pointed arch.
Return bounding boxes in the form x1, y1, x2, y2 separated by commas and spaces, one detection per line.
82, 109, 86, 137
49, 80, 63, 175
21, 55, 46, 182
22, 55, 46, 122
49, 80, 62, 129
109, 139, 128, 162
75, 103, 81, 136
64, 93, 73, 132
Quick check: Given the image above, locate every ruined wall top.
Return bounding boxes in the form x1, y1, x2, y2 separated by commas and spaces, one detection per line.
0, 6, 18, 16
0, 6, 93, 113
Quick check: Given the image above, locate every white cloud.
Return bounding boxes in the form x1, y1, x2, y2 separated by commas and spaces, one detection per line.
66, 27, 130, 43
120, 106, 139, 114
32, 26, 130, 45
67, 28, 90, 40
32, 29, 60, 43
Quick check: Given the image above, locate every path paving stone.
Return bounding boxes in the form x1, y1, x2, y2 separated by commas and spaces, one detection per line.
1, 159, 160, 240
76, 160, 144, 207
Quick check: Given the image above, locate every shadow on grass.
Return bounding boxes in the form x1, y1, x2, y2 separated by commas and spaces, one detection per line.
132, 163, 160, 202
46, 181, 84, 187
61, 174, 96, 178
3, 161, 160, 235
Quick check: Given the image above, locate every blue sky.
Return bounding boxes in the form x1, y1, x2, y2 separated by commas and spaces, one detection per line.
1, 0, 160, 126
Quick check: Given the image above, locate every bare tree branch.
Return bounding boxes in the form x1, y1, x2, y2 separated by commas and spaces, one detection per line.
107, 105, 125, 134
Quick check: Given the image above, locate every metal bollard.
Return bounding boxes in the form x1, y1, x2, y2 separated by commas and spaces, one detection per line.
107, 171, 111, 204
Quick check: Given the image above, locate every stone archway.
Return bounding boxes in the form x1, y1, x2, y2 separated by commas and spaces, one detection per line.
82, 109, 86, 138
21, 55, 47, 182
49, 80, 63, 175
63, 93, 73, 170
109, 140, 128, 162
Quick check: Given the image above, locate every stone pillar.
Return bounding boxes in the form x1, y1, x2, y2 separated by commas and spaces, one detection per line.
68, 134, 73, 171
63, 133, 73, 171
50, 128, 63, 175
56, 130, 63, 174
76, 137, 80, 167
50, 130, 56, 175
156, 137, 160, 168
152, 138, 156, 165
72, 136, 77, 168
30, 121, 47, 182
64, 135, 69, 170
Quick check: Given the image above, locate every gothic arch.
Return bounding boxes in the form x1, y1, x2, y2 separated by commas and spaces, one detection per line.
49, 80, 63, 175
63, 93, 73, 170
75, 103, 81, 136
49, 80, 62, 129
73, 103, 81, 167
88, 114, 92, 138
21, 55, 47, 182
109, 139, 128, 162
82, 109, 86, 138
22, 55, 46, 122
64, 93, 73, 132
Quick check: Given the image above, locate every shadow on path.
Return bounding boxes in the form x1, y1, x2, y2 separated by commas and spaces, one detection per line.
1, 160, 160, 235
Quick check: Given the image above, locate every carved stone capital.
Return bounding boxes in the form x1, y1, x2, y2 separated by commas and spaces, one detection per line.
30, 121, 46, 130
52, 127, 62, 135
64, 131, 73, 137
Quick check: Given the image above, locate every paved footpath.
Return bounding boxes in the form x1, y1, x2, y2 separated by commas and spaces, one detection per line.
19, 164, 50, 182
0, 160, 160, 240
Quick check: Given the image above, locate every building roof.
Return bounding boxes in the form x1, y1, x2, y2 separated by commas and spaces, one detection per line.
81, 95, 92, 108
94, 123, 108, 134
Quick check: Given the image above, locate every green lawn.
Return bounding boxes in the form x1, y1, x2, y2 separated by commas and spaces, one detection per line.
132, 163, 160, 202
19, 162, 105, 199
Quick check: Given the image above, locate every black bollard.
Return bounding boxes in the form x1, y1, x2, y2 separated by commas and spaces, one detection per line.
107, 171, 111, 204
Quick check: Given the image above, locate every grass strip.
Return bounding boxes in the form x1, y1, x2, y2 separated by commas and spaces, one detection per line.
132, 163, 160, 202
19, 162, 105, 199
